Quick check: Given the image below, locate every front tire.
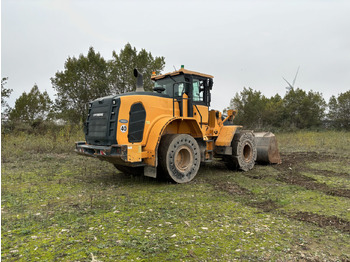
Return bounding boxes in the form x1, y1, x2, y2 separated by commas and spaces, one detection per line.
225, 131, 257, 171
158, 134, 201, 183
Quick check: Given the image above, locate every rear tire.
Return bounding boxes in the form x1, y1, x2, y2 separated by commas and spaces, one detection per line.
158, 134, 201, 183
225, 131, 257, 171
114, 164, 144, 176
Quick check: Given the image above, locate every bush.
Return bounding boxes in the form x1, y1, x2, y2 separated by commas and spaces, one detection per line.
1, 123, 84, 163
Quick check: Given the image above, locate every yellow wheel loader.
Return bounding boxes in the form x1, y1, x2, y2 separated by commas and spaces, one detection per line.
75, 67, 281, 183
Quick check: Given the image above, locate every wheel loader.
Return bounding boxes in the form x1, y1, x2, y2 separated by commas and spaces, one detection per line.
75, 66, 281, 183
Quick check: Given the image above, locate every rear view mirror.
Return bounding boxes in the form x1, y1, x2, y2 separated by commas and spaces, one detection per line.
204, 78, 213, 90
208, 78, 213, 90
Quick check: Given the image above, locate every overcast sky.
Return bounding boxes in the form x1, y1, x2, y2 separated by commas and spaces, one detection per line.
2, 0, 350, 111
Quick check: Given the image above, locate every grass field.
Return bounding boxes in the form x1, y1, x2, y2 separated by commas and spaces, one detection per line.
2, 130, 350, 261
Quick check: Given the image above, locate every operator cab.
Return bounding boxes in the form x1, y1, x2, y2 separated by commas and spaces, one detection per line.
151, 66, 213, 107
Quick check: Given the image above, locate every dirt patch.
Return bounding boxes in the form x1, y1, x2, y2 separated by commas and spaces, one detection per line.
249, 199, 279, 212
213, 181, 252, 196
273, 152, 350, 198
277, 172, 350, 198
290, 212, 350, 233
204, 153, 350, 234
212, 179, 350, 233
241, 173, 266, 180
309, 168, 350, 179
277, 152, 343, 167
211, 181, 281, 212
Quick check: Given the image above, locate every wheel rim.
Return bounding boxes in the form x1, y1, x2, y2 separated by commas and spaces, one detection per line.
174, 145, 193, 172
243, 143, 253, 162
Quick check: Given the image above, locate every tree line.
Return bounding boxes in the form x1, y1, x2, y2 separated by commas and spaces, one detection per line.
227, 87, 350, 130
1, 43, 165, 126
1, 43, 349, 131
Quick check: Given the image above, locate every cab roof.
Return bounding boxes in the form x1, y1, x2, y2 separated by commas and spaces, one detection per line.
151, 68, 214, 80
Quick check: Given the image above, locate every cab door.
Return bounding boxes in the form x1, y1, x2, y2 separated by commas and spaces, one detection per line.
192, 79, 209, 126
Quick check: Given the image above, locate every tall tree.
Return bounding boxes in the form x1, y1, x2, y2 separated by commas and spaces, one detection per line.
262, 94, 284, 128
2, 77, 13, 123
51, 47, 110, 123
303, 90, 326, 127
9, 84, 52, 123
108, 43, 165, 94
1, 77, 12, 108
227, 87, 327, 130
52, 44, 165, 123
328, 91, 350, 129
228, 87, 267, 129
283, 88, 326, 129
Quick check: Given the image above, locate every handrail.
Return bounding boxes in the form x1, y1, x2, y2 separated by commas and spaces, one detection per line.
172, 83, 175, 117
193, 104, 203, 128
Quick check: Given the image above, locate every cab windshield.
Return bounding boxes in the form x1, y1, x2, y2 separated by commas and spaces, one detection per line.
154, 75, 186, 97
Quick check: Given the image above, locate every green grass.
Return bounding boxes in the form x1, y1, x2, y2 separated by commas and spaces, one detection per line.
307, 160, 350, 174
302, 171, 350, 190
207, 165, 350, 221
276, 130, 350, 155
2, 130, 350, 261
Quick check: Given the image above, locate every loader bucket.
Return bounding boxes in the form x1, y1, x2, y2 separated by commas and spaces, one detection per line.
254, 132, 282, 164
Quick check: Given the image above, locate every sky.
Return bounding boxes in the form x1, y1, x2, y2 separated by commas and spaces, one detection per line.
2, 0, 350, 111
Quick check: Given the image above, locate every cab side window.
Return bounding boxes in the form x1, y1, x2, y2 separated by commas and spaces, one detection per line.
193, 80, 204, 102
175, 83, 185, 97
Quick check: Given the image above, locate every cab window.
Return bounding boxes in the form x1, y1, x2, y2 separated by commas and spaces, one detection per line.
154, 75, 185, 97
193, 79, 204, 102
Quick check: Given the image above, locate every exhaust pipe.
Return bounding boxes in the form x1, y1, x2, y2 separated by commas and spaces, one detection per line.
134, 69, 144, 92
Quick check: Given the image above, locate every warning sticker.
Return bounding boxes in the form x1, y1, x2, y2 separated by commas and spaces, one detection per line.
120, 125, 127, 133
